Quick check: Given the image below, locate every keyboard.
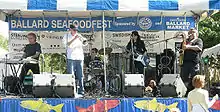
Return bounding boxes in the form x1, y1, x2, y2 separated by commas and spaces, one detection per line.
0, 58, 38, 64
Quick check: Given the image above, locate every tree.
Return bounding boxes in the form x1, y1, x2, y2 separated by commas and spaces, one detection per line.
199, 12, 220, 49
0, 35, 8, 50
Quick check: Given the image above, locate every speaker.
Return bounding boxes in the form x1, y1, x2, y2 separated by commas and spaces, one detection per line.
123, 74, 145, 97
33, 74, 76, 98
156, 49, 175, 81
159, 74, 187, 97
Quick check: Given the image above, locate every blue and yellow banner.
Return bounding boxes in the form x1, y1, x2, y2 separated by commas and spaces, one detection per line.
1, 98, 220, 112
9, 16, 195, 31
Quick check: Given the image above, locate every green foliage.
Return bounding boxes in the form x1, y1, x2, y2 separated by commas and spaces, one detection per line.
199, 12, 220, 49
0, 35, 8, 50
39, 53, 67, 74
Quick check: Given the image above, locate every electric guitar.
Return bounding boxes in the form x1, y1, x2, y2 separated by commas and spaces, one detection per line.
125, 49, 150, 67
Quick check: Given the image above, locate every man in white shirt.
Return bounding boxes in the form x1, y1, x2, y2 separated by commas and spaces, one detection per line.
63, 24, 87, 96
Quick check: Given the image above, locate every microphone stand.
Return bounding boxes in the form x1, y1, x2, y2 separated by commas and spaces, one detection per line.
130, 38, 136, 74
1, 54, 8, 96
50, 75, 61, 98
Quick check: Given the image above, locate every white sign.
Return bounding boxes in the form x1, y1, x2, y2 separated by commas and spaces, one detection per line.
105, 31, 165, 54
9, 31, 183, 60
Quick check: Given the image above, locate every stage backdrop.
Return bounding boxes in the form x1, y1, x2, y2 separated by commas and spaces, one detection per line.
1, 98, 220, 112
9, 30, 184, 60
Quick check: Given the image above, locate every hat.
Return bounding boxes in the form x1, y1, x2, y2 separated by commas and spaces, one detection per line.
70, 24, 79, 31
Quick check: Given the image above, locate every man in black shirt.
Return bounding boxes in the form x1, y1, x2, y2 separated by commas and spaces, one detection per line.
126, 31, 147, 74
181, 28, 203, 95
20, 33, 41, 84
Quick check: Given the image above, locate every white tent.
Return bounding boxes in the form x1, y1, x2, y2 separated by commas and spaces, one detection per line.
202, 43, 220, 57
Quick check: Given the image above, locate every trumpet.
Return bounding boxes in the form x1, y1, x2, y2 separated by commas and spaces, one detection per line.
77, 34, 88, 46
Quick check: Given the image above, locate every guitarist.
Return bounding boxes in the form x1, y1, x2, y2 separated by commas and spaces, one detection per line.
126, 31, 147, 74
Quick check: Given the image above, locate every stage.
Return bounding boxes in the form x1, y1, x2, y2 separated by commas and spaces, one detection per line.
1, 97, 220, 112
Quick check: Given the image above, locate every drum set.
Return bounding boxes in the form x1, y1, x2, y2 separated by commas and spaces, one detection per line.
84, 47, 121, 96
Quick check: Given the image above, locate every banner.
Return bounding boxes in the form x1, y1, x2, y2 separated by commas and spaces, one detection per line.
105, 31, 165, 53
2, 97, 220, 112
9, 31, 102, 60
9, 30, 186, 60
9, 16, 195, 31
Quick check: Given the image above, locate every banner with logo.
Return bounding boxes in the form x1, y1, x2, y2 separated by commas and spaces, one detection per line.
9, 31, 102, 60
9, 30, 186, 60
9, 16, 195, 31
104, 31, 165, 53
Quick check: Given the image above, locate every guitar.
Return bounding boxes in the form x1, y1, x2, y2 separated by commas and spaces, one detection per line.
125, 49, 150, 67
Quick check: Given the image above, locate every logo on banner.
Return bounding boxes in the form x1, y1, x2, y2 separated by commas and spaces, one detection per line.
139, 17, 152, 30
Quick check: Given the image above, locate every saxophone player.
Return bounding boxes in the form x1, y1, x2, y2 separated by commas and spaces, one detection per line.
62, 24, 87, 97
181, 28, 203, 96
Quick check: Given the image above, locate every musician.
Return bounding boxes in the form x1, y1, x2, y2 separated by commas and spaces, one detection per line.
20, 33, 41, 84
63, 24, 87, 96
126, 31, 147, 74
84, 48, 105, 89
84, 48, 101, 68
181, 28, 203, 96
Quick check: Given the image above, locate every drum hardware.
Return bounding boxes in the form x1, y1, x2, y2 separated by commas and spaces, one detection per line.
0, 54, 25, 96
89, 60, 104, 74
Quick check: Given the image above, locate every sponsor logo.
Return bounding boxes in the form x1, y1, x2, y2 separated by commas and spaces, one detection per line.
139, 17, 152, 30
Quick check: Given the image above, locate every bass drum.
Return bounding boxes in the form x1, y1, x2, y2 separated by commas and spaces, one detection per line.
84, 74, 96, 92
89, 60, 104, 74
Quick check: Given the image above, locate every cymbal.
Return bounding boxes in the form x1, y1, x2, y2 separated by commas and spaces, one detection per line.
98, 47, 112, 55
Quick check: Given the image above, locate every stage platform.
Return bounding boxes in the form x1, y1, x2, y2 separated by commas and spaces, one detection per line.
0, 97, 220, 112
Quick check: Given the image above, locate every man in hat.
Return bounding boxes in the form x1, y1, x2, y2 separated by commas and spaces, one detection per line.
63, 24, 87, 97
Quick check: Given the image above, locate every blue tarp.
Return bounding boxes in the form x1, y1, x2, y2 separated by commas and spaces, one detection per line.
1, 98, 220, 112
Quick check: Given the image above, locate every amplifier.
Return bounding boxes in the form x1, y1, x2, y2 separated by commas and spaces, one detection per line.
33, 74, 75, 98
159, 74, 187, 97
123, 74, 145, 97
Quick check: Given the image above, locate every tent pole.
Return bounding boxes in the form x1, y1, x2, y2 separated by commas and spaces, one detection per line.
102, 11, 107, 93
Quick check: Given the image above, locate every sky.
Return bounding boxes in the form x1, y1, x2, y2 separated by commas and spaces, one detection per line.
0, 20, 9, 39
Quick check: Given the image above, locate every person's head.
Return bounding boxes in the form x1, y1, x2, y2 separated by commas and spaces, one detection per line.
131, 31, 141, 41
69, 24, 78, 35
188, 28, 198, 40
192, 75, 205, 88
170, 108, 181, 112
27, 33, 37, 44
149, 80, 156, 88
91, 48, 98, 56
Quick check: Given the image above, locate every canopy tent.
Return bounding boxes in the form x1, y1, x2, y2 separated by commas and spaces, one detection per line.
202, 43, 220, 57
0, 0, 219, 18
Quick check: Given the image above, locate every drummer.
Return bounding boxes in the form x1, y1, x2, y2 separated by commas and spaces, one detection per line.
84, 48, 102, 68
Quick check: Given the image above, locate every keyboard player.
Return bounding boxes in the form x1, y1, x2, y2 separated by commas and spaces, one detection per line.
19, 33, 42, 84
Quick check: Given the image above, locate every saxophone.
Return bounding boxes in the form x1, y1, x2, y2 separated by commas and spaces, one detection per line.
179, 36, 186, 66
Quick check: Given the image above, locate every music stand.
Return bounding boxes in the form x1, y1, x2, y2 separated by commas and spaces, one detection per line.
50, 75, 61, 98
